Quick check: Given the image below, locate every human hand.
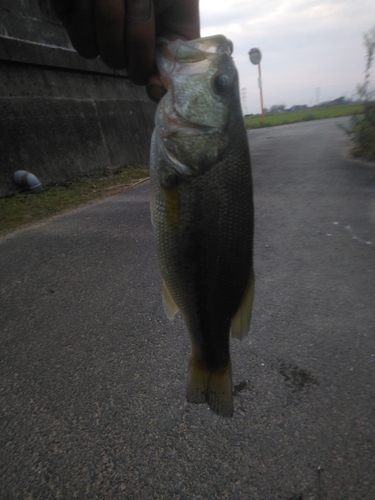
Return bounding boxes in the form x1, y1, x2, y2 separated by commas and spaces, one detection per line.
51, 0, 200, 101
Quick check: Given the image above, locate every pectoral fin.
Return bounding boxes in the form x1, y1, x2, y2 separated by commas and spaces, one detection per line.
230, 270, 255, 340
162, 281, 179, 320
162, 186, 180, 229
187, 357, 233, 417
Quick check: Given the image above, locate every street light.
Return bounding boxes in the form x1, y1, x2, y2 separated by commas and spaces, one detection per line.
249, 48, 264, 124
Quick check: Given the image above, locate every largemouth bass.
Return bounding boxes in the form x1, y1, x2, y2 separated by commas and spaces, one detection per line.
150, 35, 254, 417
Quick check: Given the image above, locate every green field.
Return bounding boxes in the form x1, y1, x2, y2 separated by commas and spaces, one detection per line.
245, 103, 364, 129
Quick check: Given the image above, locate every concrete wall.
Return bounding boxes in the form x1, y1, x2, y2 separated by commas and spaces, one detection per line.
0, 0, 156, 197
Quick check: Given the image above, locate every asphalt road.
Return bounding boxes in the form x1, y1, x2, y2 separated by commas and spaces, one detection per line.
1, 117, 374, 499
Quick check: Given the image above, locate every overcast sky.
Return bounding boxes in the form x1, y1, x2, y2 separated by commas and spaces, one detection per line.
199, 0, 375, 114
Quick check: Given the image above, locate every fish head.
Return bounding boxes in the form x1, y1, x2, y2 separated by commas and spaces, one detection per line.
155, 35, 242, 176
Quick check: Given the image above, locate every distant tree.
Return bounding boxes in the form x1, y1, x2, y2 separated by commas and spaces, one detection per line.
357, 25, 375, 101
346, 25, 375, 161
269, 104, 285, 113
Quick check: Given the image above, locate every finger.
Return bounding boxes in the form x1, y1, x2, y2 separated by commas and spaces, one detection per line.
145, 0, 200, 99
146, 74, 167, 102
125, 0, 156, 85
155, 0, 200, 40
94, 0, 127, 69
53, 0, 98, 59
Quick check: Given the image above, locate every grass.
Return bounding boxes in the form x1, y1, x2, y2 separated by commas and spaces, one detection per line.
245, 103, 364, 129
0, 163, 149, 237
345, 101, 375, 162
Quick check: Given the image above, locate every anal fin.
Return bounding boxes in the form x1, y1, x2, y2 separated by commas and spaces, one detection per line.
230, 269, 255, 340
162, 281, 179, 320
187, 358, 233, 417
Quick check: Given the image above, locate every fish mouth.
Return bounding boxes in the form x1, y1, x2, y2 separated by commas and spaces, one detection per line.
154, 107, 222, 177
156, 97, 220, 138
156, 35, 233, 79
155, 36, 233, 136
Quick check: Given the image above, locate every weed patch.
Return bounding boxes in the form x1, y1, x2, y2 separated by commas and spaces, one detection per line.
348, 102, 375, 161
0, 163, 149, 236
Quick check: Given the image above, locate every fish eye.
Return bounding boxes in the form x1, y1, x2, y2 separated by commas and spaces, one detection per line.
213, 74, 228, 92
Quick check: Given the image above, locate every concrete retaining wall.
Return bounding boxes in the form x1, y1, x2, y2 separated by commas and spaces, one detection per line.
0, 0, 156, 197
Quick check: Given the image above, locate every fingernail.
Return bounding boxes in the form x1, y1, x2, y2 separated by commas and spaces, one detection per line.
127, 0, 152, 22
147, 85, 166, 102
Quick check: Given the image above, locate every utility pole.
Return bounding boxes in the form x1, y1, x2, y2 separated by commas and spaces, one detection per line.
249, 48, 264, 124
241, 87, 248, 115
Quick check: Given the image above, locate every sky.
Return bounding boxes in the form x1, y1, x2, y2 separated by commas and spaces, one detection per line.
199, 0, 375, 114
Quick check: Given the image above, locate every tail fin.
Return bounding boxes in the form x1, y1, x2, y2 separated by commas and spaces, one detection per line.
186, 358, 233, 417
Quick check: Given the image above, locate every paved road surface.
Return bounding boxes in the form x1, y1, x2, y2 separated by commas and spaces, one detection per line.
1, 117, 374, 499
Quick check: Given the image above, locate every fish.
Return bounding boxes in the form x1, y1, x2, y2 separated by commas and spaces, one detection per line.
150, 35, 254, 417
